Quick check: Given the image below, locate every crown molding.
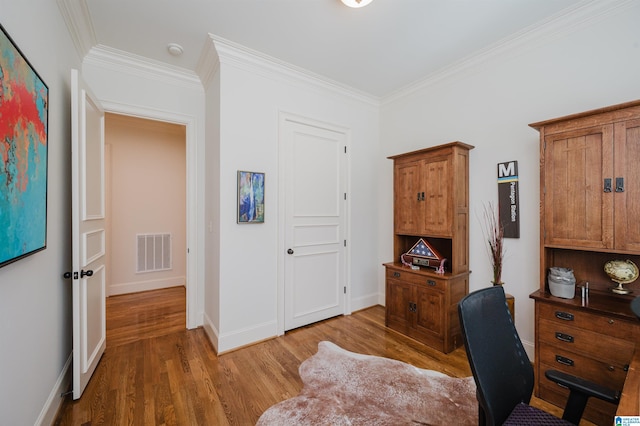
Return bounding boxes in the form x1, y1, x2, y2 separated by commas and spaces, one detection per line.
56, 0, 97, 60
382, 0, 635, 104
206, 34, 380, 107
195, 34, 220, 91
84, 45, 203, 91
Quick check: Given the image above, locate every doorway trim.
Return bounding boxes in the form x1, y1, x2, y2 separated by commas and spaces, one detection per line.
101, 100, 201, 329
277, 111, 352, 335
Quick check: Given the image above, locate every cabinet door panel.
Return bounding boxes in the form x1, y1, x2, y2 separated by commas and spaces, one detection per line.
614, 118, 640, 251
543, 125, 614, 249
422, 158, 452, 236
387, 280, 412, 326
394, 162, 420, 234
414, 286, 443, 337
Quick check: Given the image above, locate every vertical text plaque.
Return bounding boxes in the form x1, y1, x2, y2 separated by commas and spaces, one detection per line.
497, 161, 520, 238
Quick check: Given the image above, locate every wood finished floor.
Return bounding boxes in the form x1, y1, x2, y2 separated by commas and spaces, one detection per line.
53, 286, 593, 425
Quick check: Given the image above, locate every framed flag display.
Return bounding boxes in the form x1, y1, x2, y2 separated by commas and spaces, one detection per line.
401, 238, 446, 272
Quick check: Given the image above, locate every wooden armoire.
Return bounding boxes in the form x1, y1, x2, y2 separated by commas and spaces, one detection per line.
530, 100, 640, 425
384, 142, 473, 353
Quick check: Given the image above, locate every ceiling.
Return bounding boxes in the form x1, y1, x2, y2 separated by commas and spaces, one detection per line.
70, 0, 585, 98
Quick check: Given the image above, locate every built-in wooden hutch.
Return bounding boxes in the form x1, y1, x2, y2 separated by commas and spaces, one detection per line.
530, 100, 640, 425
384, 142, 473, 353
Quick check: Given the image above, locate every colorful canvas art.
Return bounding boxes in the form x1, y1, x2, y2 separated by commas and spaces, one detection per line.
0, 24, 49, 267
237, 171, 265, 223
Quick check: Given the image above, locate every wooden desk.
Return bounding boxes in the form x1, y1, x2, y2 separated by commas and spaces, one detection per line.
618, 349, 640, 416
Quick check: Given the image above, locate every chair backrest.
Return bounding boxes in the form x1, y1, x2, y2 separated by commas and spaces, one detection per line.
458, 286, 534, 426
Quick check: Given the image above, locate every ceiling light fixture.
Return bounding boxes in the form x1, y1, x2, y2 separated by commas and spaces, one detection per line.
167, 43, 184, 56
341, 0, 373, 8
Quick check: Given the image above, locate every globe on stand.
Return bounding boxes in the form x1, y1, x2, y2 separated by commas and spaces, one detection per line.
604, 259, 639, 295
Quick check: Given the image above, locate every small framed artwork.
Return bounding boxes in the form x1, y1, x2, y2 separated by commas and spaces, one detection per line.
0, 23, 49, 268
237, 171, 265, 223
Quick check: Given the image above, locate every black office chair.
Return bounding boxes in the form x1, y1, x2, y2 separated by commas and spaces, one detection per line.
458, 286, 620, 425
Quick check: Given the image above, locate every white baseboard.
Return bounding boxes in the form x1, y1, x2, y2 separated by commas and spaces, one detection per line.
35, 354, 72, 426
202, 311, 220, 353
108, 276, 185, 296
350, 292, 380, 312
217, 320, 278, 354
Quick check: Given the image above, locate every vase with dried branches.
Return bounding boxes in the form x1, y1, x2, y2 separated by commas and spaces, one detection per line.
482, 202, 505, 285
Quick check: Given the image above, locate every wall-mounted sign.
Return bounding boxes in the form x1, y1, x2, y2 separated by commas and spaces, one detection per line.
497, 161, 520, 238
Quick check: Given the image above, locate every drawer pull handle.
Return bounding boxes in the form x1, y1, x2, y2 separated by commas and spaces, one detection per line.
555, 332, 574, 343
393, 272, 401, 278
556, 355, 574, 367
555, 311, 574, 321
427, 280, 436, 286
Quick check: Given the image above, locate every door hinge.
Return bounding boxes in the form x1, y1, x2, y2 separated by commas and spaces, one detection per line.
344, 146, 347, 154
344, 192, 347, 200
344, 240, 347, 247
344, 286, 347, 294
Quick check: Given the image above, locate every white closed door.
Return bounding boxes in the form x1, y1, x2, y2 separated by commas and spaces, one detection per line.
282, 117, 347, 331
70, 69, 106, 399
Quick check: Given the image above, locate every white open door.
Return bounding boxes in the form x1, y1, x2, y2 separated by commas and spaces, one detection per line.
70, 68, 106, 399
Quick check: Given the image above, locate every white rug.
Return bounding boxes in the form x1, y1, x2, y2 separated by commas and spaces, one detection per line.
257, 341, 477, 425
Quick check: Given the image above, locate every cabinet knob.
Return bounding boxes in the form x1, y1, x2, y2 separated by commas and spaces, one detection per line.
393, 272, 401, 278
427, 280, 436, 286
608, 319, 615, 325
608, 365, 615, 372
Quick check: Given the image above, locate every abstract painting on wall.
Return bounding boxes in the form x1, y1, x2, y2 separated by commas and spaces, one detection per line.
237, 171, 265, 223
0, 24, 49, 268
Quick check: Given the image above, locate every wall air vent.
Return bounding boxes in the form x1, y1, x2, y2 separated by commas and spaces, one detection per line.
136, 233, 172, 273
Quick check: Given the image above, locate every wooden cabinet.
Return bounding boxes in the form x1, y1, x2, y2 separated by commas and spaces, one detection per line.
385, 142, 473, 353
531, 291, 639, 425
536, 106, 640, 252
531, 100, 640, 425
385, 264, 468, 353
394, 154, 452, 237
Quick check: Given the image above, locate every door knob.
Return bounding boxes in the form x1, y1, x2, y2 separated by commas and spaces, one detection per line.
287, 248, 294, 254
63, 270, 93, 279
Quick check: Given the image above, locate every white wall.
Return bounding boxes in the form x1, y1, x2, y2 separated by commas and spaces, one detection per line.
205, 39, 380, 352
106, 114, 187, 295
202, 61, 222, 347
379, 1, 640, 357
0, 1, 81, 424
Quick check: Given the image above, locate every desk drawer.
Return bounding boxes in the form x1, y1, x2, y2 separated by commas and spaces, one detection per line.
386, 269, 445, 291
538, 302, 635, 340
538, 345, 628, 389
538, 317, 634, 366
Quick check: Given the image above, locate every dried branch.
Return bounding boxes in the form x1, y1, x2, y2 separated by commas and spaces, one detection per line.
482, 202, 505, 285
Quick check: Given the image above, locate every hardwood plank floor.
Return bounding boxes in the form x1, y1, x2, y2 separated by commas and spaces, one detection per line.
54, 286, 593, 425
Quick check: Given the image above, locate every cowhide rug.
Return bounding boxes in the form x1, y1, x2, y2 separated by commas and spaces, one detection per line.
256, 341, 477, 425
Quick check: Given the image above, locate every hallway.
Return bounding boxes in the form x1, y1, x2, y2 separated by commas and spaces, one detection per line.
106, 286, 186, 347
